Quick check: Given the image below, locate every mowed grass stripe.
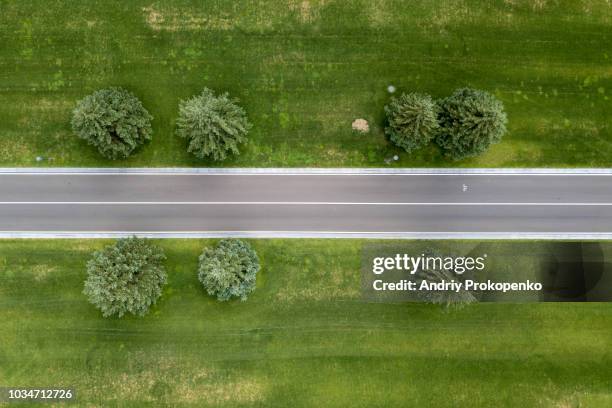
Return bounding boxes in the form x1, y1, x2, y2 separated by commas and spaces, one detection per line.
0, 239, 611, 406
0, 1, 610, 167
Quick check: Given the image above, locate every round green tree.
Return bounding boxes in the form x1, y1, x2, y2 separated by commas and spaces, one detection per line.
71, 87, 153, 160
198, 239, 260, 301
435, 88, 507, 160
83, 237, 167, 317
384, 92, 439, 153
176, 88, 252, 161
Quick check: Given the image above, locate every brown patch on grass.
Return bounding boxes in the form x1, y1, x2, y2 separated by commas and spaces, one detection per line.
545, 392, 582, 408
532, 0, 548, 10
324, 147, 351, 162
31, 264, 57, 282
27, 97, 73, 112
96, 354, 266, 405
352, 118, 369, 133
175, 377, 265, 404
298, 1, 313, 22
367, 1, 394, 27
288, 0, 328, 23
143, 6, 165, 29
504, 0, 550, 11
142, 5, 232, 31
14, 97, 73, 128
276, 284, 359, 302
428, 0, 472, 28
0, 133, 35, 162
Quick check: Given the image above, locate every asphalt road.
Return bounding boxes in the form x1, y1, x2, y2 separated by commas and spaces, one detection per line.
0, 172, 610, 237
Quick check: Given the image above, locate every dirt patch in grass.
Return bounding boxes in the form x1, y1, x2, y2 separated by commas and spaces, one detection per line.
142, 5, 232, 31
352, 118, 369, 133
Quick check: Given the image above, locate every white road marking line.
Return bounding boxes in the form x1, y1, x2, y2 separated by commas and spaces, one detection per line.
2, 173, 612, 177
0, 202, 610, 206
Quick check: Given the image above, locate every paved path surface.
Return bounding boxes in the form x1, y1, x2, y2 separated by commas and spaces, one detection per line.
0, 172, 610, 238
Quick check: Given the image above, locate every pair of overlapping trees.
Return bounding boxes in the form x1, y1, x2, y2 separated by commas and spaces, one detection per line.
71, 87, 250, 161
83, 237, 260, 318
385, 88, 508, 160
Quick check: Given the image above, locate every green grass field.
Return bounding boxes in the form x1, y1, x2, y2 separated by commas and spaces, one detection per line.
1, 239, 611, 407
0, 1, 611, 168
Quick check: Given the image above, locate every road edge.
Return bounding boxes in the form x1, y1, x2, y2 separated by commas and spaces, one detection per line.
1, 167, 612, 175
1, 232, 611, 239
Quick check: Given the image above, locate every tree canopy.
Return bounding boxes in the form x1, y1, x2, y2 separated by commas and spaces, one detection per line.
71, 87, 153, 159
415, 250, 477, 307
384, 92, 439, 153
176, 88, 251, 161
83, 237, 167, 317
198, 239, 260, 301
435, 88, 507, 160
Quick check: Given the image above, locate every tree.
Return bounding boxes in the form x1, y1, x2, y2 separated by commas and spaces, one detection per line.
435, 88, 507, 160
83, 237, 167, 317
415, 250, 477, 307
384, 92, 438, 153
71, 87, 153, 160
198, 239, 260, 301
176, 88, 252, 161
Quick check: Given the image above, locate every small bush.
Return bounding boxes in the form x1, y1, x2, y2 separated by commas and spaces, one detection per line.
384, 92, 439, 153
176, 88, 251, 161
435, 88, 507, 160
71, 87, 153, 159
198, 239, 260, 301
415, 250, 477, 307
83, 237, 167, 317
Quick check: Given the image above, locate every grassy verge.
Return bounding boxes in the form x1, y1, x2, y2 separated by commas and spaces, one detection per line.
1, 239, 611, 407
0, 1, 611, 168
